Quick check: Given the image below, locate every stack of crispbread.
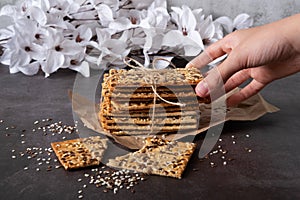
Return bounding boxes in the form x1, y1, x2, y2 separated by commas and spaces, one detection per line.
99, 68, 208, 136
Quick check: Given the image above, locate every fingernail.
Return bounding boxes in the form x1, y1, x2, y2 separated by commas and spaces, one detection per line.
196, 81, 209, 97
185, 62, 194, 68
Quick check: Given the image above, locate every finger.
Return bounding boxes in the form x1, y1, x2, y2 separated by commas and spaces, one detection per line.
186, 51, 213, 69
186, 39, 228, 69
226, 79, 265, 107
195, 53, 241, 97
224, 69, 251, 92
195, 66, 225, 99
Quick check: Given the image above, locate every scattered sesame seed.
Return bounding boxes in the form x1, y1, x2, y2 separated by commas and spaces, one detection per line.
34, 121, 39, 125
210, 162, 216, 167
21, 141, 25, 144
0, 120, 3, 123
113, 188, 118, 194
218, 138, 222, 142
24, 167, 28, 170
36, 168, 40, 171
11, 149, 15, 153
12, 155, 16, 159
78, 190, 83, 194
78, 179, 82, 182
232, 141, 236, 144
223, 161, 227, 166
78, 195, 83, 199
231, 135, 235, 139
246, 134, 250, 138
248, 149, 252, 153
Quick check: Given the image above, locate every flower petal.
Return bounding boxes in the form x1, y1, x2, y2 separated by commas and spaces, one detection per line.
0, 49, 12, 65
162, 30, 183, 47
9, 65, 20, 74
233, 13, 253, 30
199, 15, 215, 40
109, 17, 132, 31
18, 61, 40, 76
181, 5, 197, 32
29, 6, 47, 25
61, 40, 83, 55
97, 4, 114, 27
69, 61, 90, 77
10, 49, 31, 68
215, 16, 233, 33
188, 31, 204, 50
184, 45, 202, 56
42, 50, 64, 75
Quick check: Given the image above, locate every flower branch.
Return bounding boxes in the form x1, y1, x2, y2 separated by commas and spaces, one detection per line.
0, 0, 253, 77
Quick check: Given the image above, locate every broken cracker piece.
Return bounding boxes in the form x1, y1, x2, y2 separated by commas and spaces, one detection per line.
51, 136, 108, 170
107, 137, 196, 179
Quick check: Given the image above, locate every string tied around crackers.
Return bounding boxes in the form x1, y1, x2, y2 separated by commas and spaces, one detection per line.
123, 57, 186, 134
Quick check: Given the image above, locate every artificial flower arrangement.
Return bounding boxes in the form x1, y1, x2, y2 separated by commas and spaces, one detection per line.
0, 0, 253, 77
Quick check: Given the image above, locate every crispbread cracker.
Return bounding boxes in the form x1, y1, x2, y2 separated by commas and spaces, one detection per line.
100, 110, 198, 118
101, 115, 197, 125
102, 98, 200, 112
103, 68, 203, 87
107, 137, 196, 179
51, 136, 108, 170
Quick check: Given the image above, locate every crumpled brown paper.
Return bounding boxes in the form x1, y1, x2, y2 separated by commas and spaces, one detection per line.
70, 89, 279, 150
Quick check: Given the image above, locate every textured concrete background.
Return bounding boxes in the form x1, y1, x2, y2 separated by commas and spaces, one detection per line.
1, 0, 299, 26
168, 0, 300, 25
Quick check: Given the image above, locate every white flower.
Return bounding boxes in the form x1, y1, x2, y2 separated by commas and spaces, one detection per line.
108, 9, 142, 31
3, 34, 44, 75
73, 25, 93, 46
162, 5, 204, 56
64, 51, 90, 77
87, 28, 130, 68
215, 13, 253, 34
196, 15, 216, 45
41, 28, 85, 77
139, 0, 169, 30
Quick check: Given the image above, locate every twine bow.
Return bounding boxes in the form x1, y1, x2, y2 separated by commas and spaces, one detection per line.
123, 57, 186, 134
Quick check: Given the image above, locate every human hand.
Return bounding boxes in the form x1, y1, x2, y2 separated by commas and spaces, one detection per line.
186, 14, 300, 106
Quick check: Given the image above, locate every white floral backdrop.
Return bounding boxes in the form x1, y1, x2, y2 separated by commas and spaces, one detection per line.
0, 0, 254, 77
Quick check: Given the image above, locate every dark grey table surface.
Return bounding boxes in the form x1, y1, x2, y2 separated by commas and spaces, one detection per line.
0, 64, 299, 200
